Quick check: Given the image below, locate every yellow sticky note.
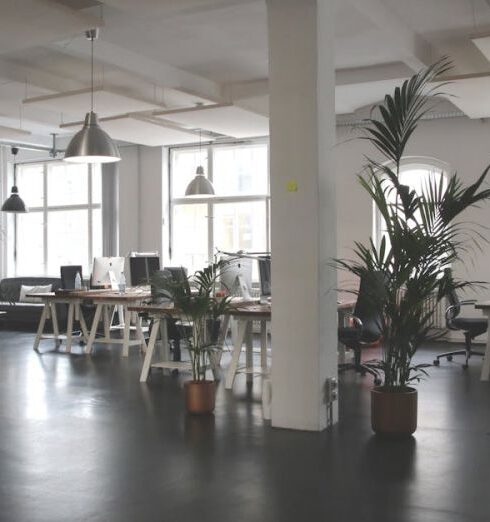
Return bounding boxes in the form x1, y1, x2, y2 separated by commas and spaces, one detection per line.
287, 180, 298, 192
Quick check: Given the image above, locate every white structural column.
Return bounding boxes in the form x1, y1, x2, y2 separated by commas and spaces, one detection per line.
267, 0, 338, 431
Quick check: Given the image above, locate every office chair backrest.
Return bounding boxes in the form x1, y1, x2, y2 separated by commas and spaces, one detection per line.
60, 265, 83, 290
163, 266, 188, 284
150, 268, 188, 303
354, 271, 385, 343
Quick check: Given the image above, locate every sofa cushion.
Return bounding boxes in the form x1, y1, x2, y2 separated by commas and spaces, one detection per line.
0, 277, 61, 303
19, 284, 52, 303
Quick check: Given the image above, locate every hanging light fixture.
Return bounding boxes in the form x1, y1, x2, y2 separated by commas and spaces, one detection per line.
2, 147, 28, 213
185, 129, 214, 197
64, 28, 120, 164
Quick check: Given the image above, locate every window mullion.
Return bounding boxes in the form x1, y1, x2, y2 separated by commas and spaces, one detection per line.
88, 164, 93, 269
43, 163, 48, 275
207, 145, 214, 264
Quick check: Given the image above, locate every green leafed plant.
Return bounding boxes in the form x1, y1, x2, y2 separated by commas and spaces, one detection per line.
335, 57, 490, 389
151, 260, 232, 381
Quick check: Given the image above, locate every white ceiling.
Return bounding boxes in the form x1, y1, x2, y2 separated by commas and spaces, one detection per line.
1, 0, 490, 147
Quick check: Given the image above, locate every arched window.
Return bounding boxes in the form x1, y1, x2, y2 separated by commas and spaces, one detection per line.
373, 157, 449, 249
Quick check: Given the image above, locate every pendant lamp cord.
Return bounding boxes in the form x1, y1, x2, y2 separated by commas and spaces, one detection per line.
91, 34, 94, 112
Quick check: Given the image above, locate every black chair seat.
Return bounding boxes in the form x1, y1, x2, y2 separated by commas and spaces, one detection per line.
338, 326, 361, 345
452, 317, 488, 337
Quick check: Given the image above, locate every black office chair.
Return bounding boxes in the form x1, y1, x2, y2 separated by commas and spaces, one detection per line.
151, 268, 190, 364
338, 272, 385, 384
433, 287, 487, 369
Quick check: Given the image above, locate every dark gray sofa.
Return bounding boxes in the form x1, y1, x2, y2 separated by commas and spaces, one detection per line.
0, 277, 64, 330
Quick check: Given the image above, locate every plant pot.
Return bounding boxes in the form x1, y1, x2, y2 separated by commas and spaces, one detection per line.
371, 386, 417, 436
184, 380, 216, 415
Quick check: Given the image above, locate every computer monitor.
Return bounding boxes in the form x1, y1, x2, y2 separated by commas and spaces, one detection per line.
91, 257, 125, 288
129, 256, 160, 286
220, 255, 253, 299
258, 256, 271, 301
60, 265, 83, 290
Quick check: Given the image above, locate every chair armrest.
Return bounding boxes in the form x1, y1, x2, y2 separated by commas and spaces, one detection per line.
445, 301, 477, 323
342, 313, 363, 329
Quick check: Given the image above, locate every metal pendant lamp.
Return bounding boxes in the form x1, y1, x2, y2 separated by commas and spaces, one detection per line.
2, 147, 28, 213
185, 130, 214, 197
64, 29, 120, 164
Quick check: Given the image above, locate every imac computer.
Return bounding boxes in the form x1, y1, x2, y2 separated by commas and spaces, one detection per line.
129, 255, 160, 286
220, 254, 253, 299
91, 257, 125, 288
258, 256, 271, 303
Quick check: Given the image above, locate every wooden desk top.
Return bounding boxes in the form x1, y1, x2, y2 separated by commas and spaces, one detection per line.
128, 300, 271, 318
229, 303, 271, 318
27, 288, 150, 302
474, 301, 490, 310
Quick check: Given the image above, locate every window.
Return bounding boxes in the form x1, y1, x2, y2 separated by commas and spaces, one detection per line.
170, 141, 270, 276
13, 161, 102, 276
374, 159, 448, 249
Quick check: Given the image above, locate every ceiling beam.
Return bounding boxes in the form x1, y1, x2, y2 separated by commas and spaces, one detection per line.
336, 62, 411, 86
101, 0, 261, 18
346, 0, 437, 72
51, 36, 224, 103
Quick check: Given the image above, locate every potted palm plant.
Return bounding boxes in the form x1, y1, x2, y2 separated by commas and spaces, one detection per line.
336, 58, 490, 436
152, 261, 232, 415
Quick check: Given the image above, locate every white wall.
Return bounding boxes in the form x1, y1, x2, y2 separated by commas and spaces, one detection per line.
118, 145, 140, 258
118, 144, 164, 274
336, 115, 490, 332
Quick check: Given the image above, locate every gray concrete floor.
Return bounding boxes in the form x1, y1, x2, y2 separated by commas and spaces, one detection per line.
0, 330, 489, 522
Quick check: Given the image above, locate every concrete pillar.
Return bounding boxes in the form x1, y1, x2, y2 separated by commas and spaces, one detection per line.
101, 163, 119, 257
267, 0, 338, 431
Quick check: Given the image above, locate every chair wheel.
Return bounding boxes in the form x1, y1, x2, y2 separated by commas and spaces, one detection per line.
433, 359, 440, 366
447, 355, 453, 362
462, 364, 469, 370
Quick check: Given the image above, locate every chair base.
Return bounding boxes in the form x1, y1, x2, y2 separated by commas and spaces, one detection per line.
433, 348, 484, 369
339, 361, 381, 385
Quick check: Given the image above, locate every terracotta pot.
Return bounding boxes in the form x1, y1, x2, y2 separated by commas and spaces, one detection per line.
371, 386, 417, 436
184, 380, 216, 415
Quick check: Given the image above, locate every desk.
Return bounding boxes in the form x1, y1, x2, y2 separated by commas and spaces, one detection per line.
129, 303, 221, 382
473, 301, 490, 381
84, 290, 150, 356
224, 303, 271, 390
29, 292, 91, 353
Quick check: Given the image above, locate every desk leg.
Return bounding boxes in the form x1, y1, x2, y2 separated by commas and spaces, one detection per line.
85, 304, 102, 354
122, 306, 131, 357
159, 319, 169, 363
65, 302, 74, 353
215, 314, 230, 366
481, 312, 490, 381
33, 302, 49, 352
134, 312, 146, 353
78, 304, 89, 343
140, 318, 159, 382
225, 319, 248, 390
50, 302, 60, 349
103, 305, 111, 338
260, 320, 267, 372
245, 321, 253, 384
